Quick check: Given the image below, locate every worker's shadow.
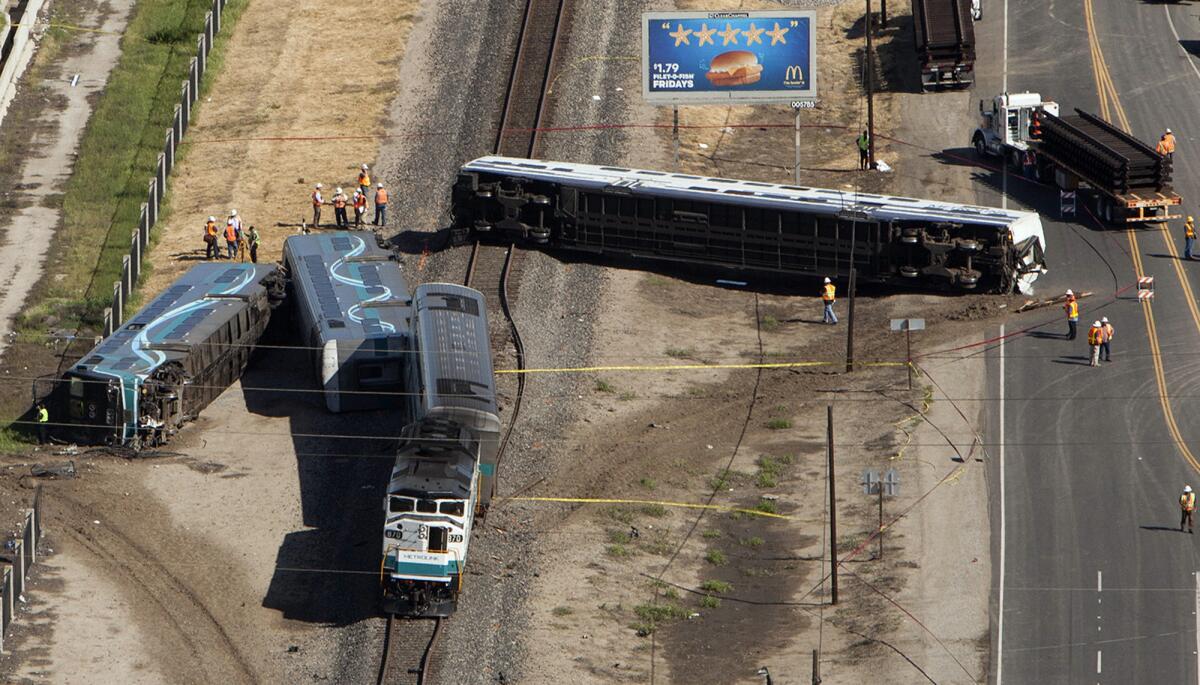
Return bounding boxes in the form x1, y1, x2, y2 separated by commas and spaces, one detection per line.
1139, 525, 1186, 533
1026, 331, 1069, 340
1050, 356, 1092, 366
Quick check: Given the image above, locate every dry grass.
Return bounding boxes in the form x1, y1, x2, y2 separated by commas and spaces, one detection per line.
142, 0, 420, 295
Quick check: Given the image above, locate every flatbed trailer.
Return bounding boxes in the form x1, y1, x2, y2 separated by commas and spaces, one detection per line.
912, 0, 976, 90
1033, 109, 1181, 224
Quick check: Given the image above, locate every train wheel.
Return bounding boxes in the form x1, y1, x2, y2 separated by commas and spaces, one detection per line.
900, 266, 920, 278
959, 273, 980, 289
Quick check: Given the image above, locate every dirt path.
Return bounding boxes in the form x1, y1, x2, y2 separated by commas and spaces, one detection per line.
0, 0, 134, 358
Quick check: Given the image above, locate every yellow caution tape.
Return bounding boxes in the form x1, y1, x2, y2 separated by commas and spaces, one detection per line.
510, 496, 791, 520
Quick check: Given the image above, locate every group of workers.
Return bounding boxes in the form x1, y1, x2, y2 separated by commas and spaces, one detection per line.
1063, 290, 1114, 367
311, 164, 388, 229
203, 210, 260, 263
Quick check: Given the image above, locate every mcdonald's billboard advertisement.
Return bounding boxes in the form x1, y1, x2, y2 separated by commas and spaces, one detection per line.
641, 10, 817, 105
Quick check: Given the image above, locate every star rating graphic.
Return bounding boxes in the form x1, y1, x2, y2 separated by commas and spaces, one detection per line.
717, 23, 740, 46
669, 23, 692, 46
766, 22, 789, 46
742, 22, 765, 46
694, 23, 716, 47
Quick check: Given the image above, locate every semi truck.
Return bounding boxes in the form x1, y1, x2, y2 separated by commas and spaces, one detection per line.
912, 0, 976, 90
972, 92, 1181, 224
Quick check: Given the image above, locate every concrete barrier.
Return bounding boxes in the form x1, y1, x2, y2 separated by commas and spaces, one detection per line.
0, 0, 49, 130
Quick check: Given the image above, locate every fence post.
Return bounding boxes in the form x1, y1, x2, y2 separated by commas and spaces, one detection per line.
22, 516, 32, 571
122, 255, 132, 300
147, 179, 158, 228
197, 35, 207, 78
33, 487, 41, 543
204, 13, 214, 57
188, 58, 199, 105
139, 204, 150, 251
1, 567, 10, 651
156, 153, 166, 207
112, 281, 123, 322
103, 308, 114, 337
180, 82, 191, 135
164, 127, 175, 177
12, 541, 23, 602
212, 0, 220, 35
131, 232, 141, 283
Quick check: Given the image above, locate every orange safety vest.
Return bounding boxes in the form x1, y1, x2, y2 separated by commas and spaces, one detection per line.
1187, 221, 1196, 239
205, 221, 218, 238
312, 191, 323, 207
1164, 133, 1177, 153
359, 172, 370, 187
1088, 326, 1103, 345
354, 194, 367, 210
1102, 323, 1113, 342
1183, 492, 1196, 512
375, 188, 389, 204
224, 224, 237, 242
821, 283, 836, 302
333, 194, 347, 209
1065, 300, 1079, 320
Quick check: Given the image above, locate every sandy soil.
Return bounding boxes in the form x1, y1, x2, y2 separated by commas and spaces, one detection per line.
141, 0, 419, 295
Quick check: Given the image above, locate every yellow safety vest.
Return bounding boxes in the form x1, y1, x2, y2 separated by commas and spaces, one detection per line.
1187, 222, 1195, 239
1183, 492, 1195, 511
822, 284, 836, 302
1066, 300, 1078, 320
1088, 326, 1103, 345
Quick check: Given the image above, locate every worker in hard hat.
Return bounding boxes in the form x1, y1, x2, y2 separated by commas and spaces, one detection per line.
311, 183, 325, 228
203, 215, 218, 260
358, 164, 372, 199
332, 187, 349, 228
1064, 290, 1079, 340
374, 182, 389, 226
1100, 317, 1114, 362
1182, 485, 1196, 533
1087, 321, 1103, 367
821, 277, 837, 325
1158, 129, 1176, 161
1185, 216, 1196, 260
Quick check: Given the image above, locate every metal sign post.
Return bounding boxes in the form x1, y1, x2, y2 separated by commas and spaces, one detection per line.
673, 105, 680, 170
862, 468, 900, 559
791, 100, 814, 184
889, 318, 925, 389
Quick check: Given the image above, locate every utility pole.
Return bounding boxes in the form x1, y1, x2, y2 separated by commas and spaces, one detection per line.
844, 268, 857, 373
794, 106, 802, 184
827, 404, 839, 605
880, 0, 888, 27
877, 485, 884, 559
673, 106, 680, 170
812, 649, 821, 684
865, 0, 876, 168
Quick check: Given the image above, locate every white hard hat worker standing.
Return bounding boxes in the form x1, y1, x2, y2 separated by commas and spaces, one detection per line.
1183, 485, 1196, 534
1099, 317, 1114, 362
820, 277, 837, 325
1087, 321, 1103, 367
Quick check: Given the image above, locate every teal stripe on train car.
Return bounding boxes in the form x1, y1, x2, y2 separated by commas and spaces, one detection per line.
385, 554, 462, 578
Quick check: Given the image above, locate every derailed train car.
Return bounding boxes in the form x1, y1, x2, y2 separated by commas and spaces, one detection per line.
60, 263, 283, 448
382, 283, 500, 617
282, 231, 413, 413
451, 156, 1047, 294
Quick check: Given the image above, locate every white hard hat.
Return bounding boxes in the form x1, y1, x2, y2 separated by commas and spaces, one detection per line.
1167, 128, 1173, 134
1101, 316, 1108, 323
230, 209, 237, 216
1066, 289, 1073, 296
207, 215, 215, 222
1092, 321, 1101, 327
336, 187, 343, 194
362, 163, 369, 170
315, 183, 322, 189
1187, 485, 1193, 493
823, 277, 831, 284
377, 182, 384, 188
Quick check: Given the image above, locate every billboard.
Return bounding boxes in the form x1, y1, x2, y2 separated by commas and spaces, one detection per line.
641, 10, 817, 105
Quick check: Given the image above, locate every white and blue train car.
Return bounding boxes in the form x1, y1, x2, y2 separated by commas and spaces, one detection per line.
382, 283, 500, 617
61, 263, 282, 448
282, 231, 413, 413
451, 156, 1048, 294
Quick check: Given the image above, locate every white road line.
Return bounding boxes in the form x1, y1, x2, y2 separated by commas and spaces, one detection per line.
998, 323, 1007, 685
1098, 571, 1103, 593
1164, 7, 1200, 84
1097, 650, 1102, 674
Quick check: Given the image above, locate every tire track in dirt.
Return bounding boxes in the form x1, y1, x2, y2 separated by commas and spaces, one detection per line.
51, 492, 257, 685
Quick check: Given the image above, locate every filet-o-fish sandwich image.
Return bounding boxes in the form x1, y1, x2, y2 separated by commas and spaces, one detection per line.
705, 50, 764, 87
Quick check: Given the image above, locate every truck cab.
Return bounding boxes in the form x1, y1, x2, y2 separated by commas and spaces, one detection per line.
973, 92, 1059, 165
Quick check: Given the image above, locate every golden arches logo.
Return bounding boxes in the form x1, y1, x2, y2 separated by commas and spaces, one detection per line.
784, 64, 805, 83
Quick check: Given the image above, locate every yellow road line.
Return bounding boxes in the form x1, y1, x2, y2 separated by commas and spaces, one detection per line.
1084, 0, 1200, 473
509, 496, 791, 520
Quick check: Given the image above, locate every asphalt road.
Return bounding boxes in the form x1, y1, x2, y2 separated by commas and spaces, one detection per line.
969, 1, 1200, 683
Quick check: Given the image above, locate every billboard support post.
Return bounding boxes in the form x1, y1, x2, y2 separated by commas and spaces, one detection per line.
673, 105, 680, 170
866, 0, 876, 168
794, 106, 801, 184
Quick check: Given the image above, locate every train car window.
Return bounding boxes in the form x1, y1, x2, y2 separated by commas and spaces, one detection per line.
428, 526, 448, 553
637, 198, 654, 218
416, 499, 437, 514
618, 197, 636, 217
389, 496, 414, 513
69, 377, 85, 398
439, 501, 465, 517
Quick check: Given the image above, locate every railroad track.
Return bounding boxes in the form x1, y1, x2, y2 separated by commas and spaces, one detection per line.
377, 616, 443, 685
376, 0, 568, 679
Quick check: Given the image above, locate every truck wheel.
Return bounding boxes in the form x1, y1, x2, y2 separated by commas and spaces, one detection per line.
973, 135, 987, 158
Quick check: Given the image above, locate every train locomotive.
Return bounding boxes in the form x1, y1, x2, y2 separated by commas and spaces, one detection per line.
382, 283, 500, 617
60, 263, 284, 447
450, 156, 1047, 294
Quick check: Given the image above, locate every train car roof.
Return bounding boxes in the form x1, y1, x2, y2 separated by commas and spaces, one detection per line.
462, 156, 1041, 230
388, 448, 475, 499
414, 283, 497, 416
283, 231, 411, 342
68, 263, 278, 381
